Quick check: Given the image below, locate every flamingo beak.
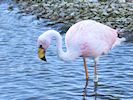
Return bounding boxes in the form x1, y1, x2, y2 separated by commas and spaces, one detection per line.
38, 46, 47, 62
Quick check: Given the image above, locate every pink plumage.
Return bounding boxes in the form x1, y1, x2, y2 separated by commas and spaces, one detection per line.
38, 20, 124, 85
65, 20, 117, 58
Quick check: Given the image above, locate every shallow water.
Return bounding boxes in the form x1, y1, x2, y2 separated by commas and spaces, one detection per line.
0, 1, 133, 100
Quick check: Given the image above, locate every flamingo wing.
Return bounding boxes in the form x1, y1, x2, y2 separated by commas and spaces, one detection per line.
65, 20, 117, 58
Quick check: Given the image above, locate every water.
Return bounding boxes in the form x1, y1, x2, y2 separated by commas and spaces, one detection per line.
0, 1, 133, 100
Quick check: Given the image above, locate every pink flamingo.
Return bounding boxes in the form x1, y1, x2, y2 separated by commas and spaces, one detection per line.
37, 20, 124, 82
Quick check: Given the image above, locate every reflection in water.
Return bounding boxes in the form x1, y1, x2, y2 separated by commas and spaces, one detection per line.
82, 80, 88, 100
82, 80, 98, 100
94, 81, 98, 100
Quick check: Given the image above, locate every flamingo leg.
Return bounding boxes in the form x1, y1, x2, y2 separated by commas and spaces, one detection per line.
94, 59, 98, 82
83, 58, 88, 81
93, 59, 98, 95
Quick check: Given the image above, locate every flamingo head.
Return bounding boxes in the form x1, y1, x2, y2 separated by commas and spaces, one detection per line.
38, 45, 47, 61
37, 35, 51, 62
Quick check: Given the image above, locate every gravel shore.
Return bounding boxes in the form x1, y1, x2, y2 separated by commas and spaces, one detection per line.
12, 0, 133, 42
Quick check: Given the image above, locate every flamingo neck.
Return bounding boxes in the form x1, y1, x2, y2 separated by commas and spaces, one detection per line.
47, 30, 69, 60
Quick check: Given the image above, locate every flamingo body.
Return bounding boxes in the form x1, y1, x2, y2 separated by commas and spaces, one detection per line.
37, 20, 124, 83
65, 20, 117, 58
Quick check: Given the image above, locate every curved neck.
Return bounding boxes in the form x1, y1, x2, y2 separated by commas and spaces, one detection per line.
46, 30, 69, 60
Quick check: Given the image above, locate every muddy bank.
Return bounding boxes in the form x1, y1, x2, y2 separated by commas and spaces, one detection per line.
12, 0, 133, 42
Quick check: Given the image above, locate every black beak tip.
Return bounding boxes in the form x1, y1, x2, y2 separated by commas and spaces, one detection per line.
41, 57, 47, 62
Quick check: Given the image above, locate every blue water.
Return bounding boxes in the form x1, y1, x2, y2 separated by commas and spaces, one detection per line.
0, 1, 133, 100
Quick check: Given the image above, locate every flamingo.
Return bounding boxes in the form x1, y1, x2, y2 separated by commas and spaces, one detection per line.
37, 20, 124, 82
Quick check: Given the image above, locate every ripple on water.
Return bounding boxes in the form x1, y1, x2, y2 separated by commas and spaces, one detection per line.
0, 1, 133, 100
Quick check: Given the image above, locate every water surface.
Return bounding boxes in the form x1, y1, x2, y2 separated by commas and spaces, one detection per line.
0, 1, 133, 100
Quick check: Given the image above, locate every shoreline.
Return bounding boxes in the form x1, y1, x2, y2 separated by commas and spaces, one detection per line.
12, 0, 133, 42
